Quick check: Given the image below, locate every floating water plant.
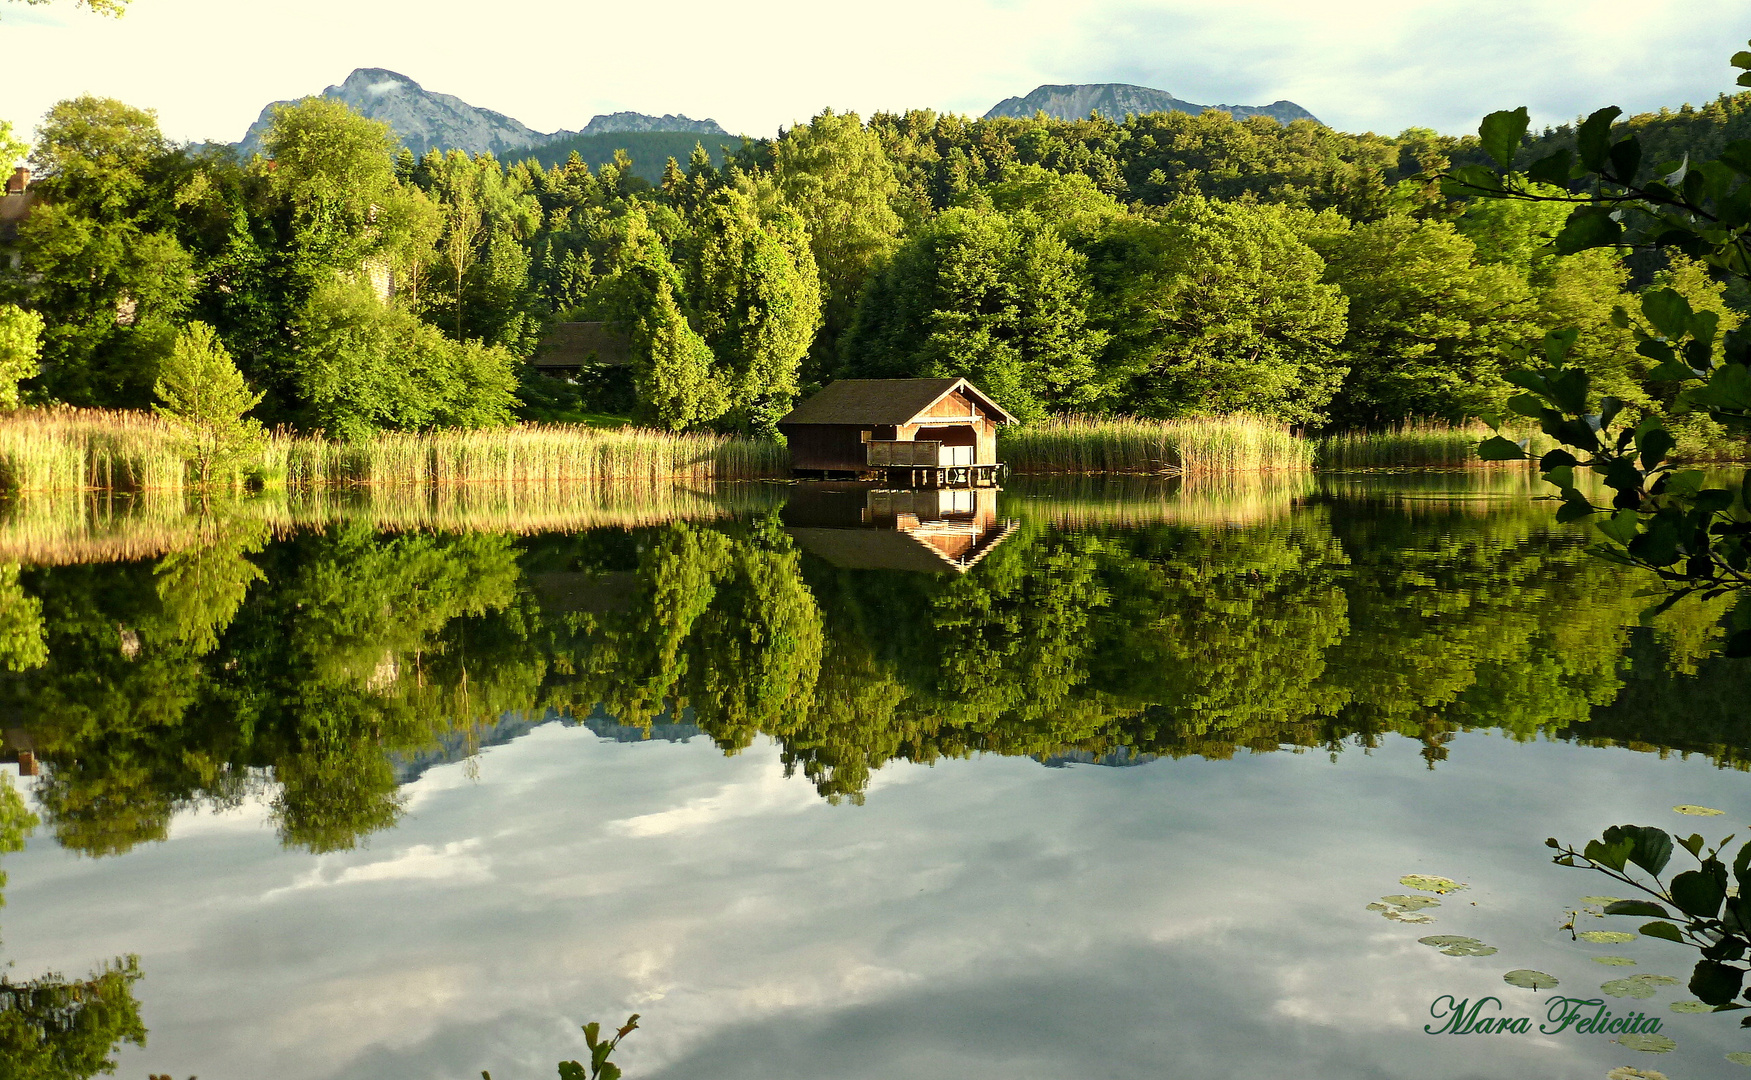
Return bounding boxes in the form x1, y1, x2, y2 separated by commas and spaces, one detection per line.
1502, 969, 1559, 990
1673, 805, 1726, 816
1594, 956, 1639, 966
1602, 974, 1681, 999
1400, 874, 1467, 894
1579, 931, 1640, 944
1417, 935, 1497, 957
1616, 1032, 1677, 1053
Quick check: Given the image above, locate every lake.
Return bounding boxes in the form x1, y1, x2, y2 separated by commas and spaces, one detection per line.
3, 472, 1750, 1079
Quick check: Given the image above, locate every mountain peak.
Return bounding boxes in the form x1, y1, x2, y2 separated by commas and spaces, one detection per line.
984, 83, 1319, 126
236, 69, 727, 159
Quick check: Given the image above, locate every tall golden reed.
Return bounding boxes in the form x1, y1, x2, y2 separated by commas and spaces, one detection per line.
1314, 420, 1551, 470
1000, 415, 1315, 475
0, 408, 789, 492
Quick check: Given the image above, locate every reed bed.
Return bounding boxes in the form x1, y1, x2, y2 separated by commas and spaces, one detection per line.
1003, 473, 1318, 528
0, 408, 189, 494
0, 409, 790, 493
1314, 420, 1552, 470
1001, 415, 1315, 475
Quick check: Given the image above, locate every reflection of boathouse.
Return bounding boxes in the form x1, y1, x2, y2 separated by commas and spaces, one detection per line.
782, 484, 1018, 574
777, 377, 1016, 487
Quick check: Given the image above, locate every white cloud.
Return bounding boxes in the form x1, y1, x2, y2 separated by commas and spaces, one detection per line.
1, 0, 1744, 148
265, 838, 492, 898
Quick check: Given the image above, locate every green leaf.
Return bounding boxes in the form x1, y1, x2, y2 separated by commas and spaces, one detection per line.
1598, 510, 1640, 545
1691, 959, 1745, 1005
1643, 288, 1694, 339
1442, 164, 1504, 195
1640, 427, 1677, 471
1610, 137, 1643, 184
1606, 900, 1673, 917
1609, 825, 1673, 875
1581, 930, 1639, 943
1577, 106, 1624, 171
1527, 149, 1574, 186
1478, 435, 1527, 460
1642, 920, 1685, 942
1685, 362, 1751, 410
1672, 868, 1727, 918
1479, 108, 1530, 168
1555, 205, 1622, 253
1647, 360, 1699, 382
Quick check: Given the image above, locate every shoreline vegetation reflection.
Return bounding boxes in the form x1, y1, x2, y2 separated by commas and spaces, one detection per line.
0, 474, 1746, 863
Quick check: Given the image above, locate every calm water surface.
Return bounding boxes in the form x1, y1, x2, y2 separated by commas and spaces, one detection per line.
3, 473, 1750, 1079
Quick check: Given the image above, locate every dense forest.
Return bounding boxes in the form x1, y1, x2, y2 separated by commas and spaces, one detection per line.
3, 89, 1751, 450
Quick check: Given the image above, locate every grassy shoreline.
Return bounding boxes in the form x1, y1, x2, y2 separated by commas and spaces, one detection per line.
0, 408, 787, 493
5, 408, 1727, 494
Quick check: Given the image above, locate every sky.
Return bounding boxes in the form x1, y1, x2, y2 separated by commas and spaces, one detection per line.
9, 724, 1748, 1080
2, 0, 1750, 146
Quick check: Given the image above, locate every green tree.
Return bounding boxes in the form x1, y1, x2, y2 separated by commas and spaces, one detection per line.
677, 189, 821, 432
0, 958, 147, 1080
0, 304, 43, 408
843, 200, 1106, 421
1308, 212, 1533, 425
14, 97, 193, 406
773, 109, 903, 374
1092, 197, 1349, 423
0, 563, 48, 672
154, 321, 266, 486
586, 207, 725, 429
291, 280, 517, 438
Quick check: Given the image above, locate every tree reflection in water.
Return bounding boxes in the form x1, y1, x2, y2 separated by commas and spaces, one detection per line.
0, 486, 1746, 856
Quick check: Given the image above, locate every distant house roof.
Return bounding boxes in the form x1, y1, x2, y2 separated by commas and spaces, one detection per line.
532, 321, 632, 369
777, 377, 1018, 427
0, 192, 36, 243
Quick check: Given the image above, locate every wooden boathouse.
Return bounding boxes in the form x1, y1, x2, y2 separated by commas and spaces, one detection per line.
776, 377, 1017, 486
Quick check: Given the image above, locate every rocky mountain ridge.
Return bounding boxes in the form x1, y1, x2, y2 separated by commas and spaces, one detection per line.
236, 68, 727, 158
984, 83, 1319, 126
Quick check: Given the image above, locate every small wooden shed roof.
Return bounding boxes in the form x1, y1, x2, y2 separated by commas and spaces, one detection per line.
778, 377, 1018, 427
532, 321, 632, 370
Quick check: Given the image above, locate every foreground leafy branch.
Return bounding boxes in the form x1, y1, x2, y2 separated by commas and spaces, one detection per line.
1446, 42, 1751, 654
1549, 826, 1751, 1012
484, 1014, 640, 1080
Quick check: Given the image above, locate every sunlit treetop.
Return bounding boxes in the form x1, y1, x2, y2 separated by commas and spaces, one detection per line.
8, 0, 130, 15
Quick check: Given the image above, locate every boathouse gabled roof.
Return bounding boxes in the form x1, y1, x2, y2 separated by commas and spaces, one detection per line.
777, 378, 1018, 427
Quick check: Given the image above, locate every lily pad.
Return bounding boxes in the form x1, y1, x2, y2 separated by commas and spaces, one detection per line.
1417, 934, 1497, 957
1580, 930, 1639, 943
1670, 1000, 1715, 1013
1673, 805, 1725, 816
1384, 911, 1434, 924
1581, 896, 1626, 905
1727, 1050, 1751, 1065
1400, 874, 1467, 894
1603, 974, 1683, 999
1608, 1068, 1669, 1080
1593, 956, 1639, 966
1503, 969, 1559, 990
1378, 895, 1440, 911
1617, 1032, 1677, 1053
